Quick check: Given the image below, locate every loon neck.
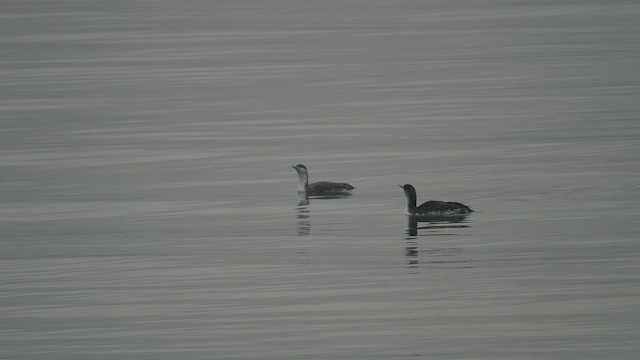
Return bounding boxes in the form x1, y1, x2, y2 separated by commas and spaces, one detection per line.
404, 192, 417, 213
297, 171, 309, 192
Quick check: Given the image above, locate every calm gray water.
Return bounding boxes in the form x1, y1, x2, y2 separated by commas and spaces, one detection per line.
2, 1, 640, 359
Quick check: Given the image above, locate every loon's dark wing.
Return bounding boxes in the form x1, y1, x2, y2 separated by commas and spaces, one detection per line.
415, 200, 473, 214
308, 181, 354, 194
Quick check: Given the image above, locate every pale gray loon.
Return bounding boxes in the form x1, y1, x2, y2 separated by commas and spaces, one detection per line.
293, 164, 354, 195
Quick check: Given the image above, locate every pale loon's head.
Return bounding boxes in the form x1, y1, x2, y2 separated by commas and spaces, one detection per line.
292, 164, 309, 191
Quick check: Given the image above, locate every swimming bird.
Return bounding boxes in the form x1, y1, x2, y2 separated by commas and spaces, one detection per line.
400, 184, 473, 216
292, 164, 354, 195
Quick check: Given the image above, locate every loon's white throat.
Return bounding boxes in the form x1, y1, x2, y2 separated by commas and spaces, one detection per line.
293, 165, 309, 192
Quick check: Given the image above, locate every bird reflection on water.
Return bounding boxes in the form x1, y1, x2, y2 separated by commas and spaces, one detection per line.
296, 193, 310, 236
297, 192, 309, 207
310, 193, 353, 200
404, 214, 473, 271
294, 192, 353, 236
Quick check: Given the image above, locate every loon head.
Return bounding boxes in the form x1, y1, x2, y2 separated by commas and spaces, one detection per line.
399, 184, 417, 198
399, 184, 418, 213
292, 164, 308, 175
292, 164, 309, 191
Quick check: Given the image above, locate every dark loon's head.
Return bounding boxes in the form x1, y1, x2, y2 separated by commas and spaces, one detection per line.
400, 184, 417, 199
399, 184, 418, 212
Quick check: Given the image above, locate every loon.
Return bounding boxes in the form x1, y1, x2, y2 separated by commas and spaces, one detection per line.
400, 184, 473, 216
292, 164, 354, 195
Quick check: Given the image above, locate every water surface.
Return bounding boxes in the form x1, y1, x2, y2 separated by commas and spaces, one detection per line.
2, 1, 640, 359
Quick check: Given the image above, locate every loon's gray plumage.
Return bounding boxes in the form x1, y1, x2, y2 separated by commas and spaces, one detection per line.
400, 184, 472, 216
293, 164, 354, 195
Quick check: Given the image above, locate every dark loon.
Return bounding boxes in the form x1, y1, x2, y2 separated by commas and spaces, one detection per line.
400, 184, 473, 216
292, 164, 354, 195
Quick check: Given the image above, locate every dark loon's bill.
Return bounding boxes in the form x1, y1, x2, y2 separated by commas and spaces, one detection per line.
292, 164, 354, 195
400, 184, 472, 216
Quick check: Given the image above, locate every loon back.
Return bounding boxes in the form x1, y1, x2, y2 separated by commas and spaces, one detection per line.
308, 181, 354, 195
414, 200, 473, 215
